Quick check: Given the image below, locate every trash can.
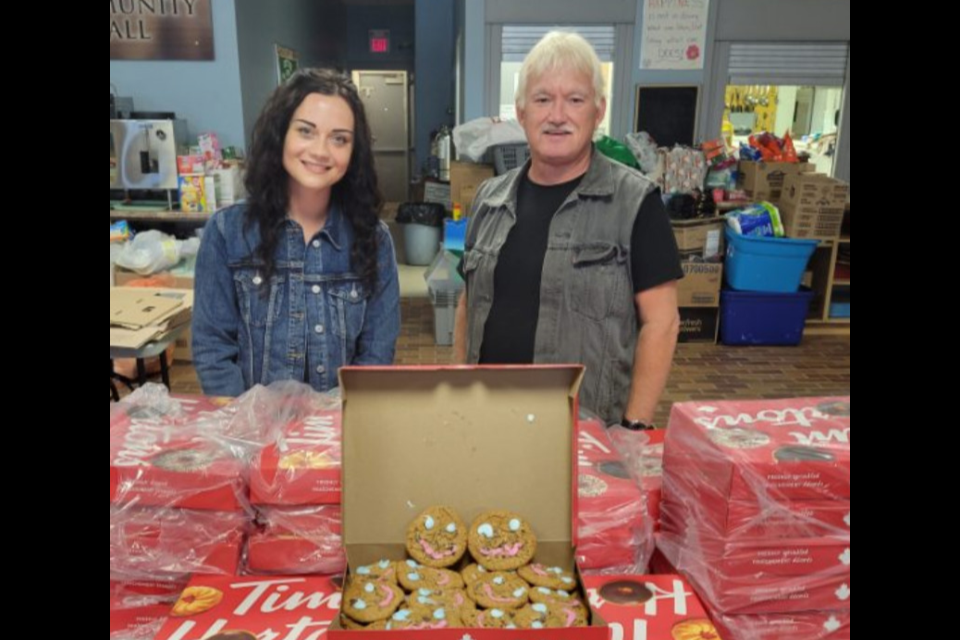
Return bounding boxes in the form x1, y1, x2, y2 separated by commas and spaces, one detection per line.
397, 202, 445, 266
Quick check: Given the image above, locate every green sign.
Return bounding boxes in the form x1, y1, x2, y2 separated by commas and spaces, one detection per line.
276, 45, 299, 84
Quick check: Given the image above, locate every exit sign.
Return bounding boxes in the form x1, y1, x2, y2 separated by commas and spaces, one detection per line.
369, 30, 390, 54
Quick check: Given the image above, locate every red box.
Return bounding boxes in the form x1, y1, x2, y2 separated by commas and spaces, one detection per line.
660, 506, 850, 578
110, 418, 247, 511
705, 572, 851, 616
154, 575, 342, 640
724, 499, 850, 539
664, 397, 851, 503
577, 540, 643, 572
110, 580, 185, 637
641, 429, 665, 532
577, 420, 647, 534
583, 574, 724, 640
577, 419, 650, 573
246, 506, 346, 575
177, 154, 205, 175
656, 534, 851, 615
710, 608, 850, 640
249, 409, 342, 506
110, 507, 247, 581
663, 470, 851, 540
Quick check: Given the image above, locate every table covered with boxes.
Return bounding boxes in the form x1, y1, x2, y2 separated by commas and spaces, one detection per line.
110, 371, 849, 639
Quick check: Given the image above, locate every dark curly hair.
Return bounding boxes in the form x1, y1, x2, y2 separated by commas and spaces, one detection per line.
243, 68, 383, 289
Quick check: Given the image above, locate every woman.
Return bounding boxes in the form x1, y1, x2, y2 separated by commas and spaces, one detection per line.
193, 69, 400, 396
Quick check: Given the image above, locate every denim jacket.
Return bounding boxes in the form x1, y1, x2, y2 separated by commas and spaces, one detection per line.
192, 203, 400, 396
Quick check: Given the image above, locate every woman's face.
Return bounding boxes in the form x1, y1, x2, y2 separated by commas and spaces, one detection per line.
283, 92, 355, 196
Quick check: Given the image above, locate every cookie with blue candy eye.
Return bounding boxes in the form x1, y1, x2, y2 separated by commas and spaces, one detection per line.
406, 506, 468, 568
405, 587, 476, 619
461, 562, 490, 587
528, 586, 584, 609
468, 510, 538, 571
517, 563, 578, 591
513, 602, 588, 628
342, 578, 404, 624
351, 558, 398, 585
463, 606, 518, 629
398, 561, 466, 592
377, 604, 464, 630
468, 571, 530, 610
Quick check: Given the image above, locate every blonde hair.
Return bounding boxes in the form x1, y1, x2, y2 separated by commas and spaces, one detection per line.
516, 31, 605, 108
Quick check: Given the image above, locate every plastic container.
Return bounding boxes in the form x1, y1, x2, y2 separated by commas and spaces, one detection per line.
492, 144, 531, 175
724, 227, 818, 293
720, 288, 814, 346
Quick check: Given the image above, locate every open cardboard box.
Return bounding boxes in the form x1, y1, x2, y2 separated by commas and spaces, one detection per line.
328, 365, 609, 638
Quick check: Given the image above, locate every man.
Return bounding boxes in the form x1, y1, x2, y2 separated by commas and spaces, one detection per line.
454, 31, 682, 428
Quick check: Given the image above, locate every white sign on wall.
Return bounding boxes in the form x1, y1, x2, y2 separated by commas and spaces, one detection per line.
641, 0, 709, 70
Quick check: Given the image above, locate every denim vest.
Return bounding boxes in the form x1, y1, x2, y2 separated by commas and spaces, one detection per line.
463, 151, 657, 424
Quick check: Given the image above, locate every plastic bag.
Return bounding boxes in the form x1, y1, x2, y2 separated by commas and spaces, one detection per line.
115, 230, 184, 275
397, 202, 446, 227
726, 202, 785, 238
625, 132, 660, 174
596, 135, 640, 169
453, 118, 527, 162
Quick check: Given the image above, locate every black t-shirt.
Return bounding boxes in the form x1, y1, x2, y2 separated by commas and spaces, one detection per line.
470, 170, 682, 364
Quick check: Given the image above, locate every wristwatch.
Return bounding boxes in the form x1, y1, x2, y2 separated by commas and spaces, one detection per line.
620, 417, 655, 431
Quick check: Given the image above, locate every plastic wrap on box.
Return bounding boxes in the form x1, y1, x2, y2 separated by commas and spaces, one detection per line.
246, 506, 346, 576
153, 575, 342, 639
111, 382, 342, 512
657, 397, 851, 618
662, 397, 851, 531
250, 404, 342, 506
110, 618, 165, 640
110, 386, 249, 512
640, 429, 664, 532
709, 607, 850, 640
576, 418, 653, 574
110, 506, 248, 581
110, 580, 184, 639
111, 385, 230, 428
657, 534, 850, 615
660, 500, 850, 578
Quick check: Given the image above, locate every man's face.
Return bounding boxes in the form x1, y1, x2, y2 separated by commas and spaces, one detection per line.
517, 67, 605, 170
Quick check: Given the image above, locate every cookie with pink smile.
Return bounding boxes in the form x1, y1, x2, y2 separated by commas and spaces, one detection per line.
398, 562, 466, 592
468, 510, 538, 570
513, 602, 588, 628
342, 578, 404, 624
518, 563, 578, 591
468, 571, 530, 610
406, 506, 468, 568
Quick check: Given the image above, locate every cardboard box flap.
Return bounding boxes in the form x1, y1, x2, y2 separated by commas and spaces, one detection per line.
110, 287, 194, 330
109, 326, 164, 350
110, 289, 182, 329
339, 366, 584, 554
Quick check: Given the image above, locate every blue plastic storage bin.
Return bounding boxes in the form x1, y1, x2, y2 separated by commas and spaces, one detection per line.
724, 228, 819, 293
720, 289, 814, 346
